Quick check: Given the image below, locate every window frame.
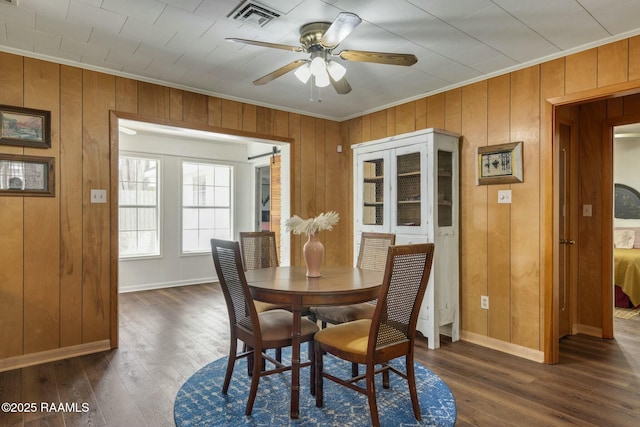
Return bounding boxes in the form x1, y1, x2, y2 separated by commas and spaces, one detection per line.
118, 152, 163, 261
180, 158, 234, 256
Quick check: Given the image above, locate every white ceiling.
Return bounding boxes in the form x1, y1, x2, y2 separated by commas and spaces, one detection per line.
2, 0, 640, 121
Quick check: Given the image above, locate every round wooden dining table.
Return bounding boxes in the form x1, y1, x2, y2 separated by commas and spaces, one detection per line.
244, 265, 384, 419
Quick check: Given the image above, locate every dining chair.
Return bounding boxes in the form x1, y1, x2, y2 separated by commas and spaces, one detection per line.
313, 243, 435, 427
310, 232, 395, 376
239, 231, 287, 313
239, 231, 289, 364
210, 239, 320, 415
239, 231, 279, 270
310, 232, 395, 326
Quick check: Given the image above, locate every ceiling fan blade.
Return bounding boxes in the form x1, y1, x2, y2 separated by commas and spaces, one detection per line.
339, 50, 418, 66
253, 60, 307, 85
226, 38, 303, 52
321, 12, 362, 48
329, 75, 352, 94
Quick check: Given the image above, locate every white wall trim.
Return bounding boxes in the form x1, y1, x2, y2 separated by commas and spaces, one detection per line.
119, 277, 217, 293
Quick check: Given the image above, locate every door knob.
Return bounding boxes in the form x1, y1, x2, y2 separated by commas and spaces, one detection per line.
560, 239, 575, 245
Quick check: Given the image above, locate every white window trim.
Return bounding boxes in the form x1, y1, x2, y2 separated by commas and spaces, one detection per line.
118, 152, 163, 260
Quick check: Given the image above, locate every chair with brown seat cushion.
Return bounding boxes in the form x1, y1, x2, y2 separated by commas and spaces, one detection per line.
210, 239, 319, 415
239, 231, 287, 313
314, 243, 435, 427
310, 232, 395, 326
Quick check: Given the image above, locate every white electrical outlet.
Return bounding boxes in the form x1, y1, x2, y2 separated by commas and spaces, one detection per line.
481, 295, 489, 310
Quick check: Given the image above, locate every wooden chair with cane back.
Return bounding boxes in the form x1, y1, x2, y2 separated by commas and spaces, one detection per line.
239, 231, 287, 313
210, 239, 319, 415
309, 232, 395, 376
310, 232, 395, 327
313, 243, 435, 427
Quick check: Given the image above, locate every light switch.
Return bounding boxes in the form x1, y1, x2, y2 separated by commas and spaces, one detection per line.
91, 189, 107, 204
498, 190, 512, 204
582, 204, 592, 217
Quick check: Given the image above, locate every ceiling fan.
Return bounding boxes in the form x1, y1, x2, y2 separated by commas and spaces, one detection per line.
227, 12, 418, 95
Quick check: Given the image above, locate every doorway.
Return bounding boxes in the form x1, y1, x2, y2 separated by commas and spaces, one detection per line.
256, 165, 271, 231
551, 94, 640, 362
113, 114, 291, 294
249, 145, 284, 261
612, 123, 640, 317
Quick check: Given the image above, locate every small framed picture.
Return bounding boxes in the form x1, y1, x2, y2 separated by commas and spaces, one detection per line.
476, 141, 523, 185
0, 153, 55, 197
0, 104, 51, 148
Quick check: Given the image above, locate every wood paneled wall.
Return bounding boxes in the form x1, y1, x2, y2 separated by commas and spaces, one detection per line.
0, 51, 347, 367
3, 34, 640, 366
344, 36, 640, 355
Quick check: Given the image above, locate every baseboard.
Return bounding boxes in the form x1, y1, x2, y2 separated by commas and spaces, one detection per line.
119, 276, 216, 293
572, 324, 602, 337
460, 331, 545, 363
0, 340, 111, 373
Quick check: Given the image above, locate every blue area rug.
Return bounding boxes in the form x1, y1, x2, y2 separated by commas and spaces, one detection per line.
174, 349, 456, 426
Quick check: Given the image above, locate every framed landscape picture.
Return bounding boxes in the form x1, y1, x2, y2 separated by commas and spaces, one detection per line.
0, 105, 51, 148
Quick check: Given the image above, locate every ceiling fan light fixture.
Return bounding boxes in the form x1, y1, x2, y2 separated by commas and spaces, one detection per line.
314, 69, 330, 87
294, 62, 311, 83
310, 56, 326, 76
326, 60, 346, 81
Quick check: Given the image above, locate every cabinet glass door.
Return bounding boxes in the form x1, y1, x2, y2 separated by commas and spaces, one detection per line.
437, 150, 453, 227
396, 152, 421, 227
362, 157, 385, 226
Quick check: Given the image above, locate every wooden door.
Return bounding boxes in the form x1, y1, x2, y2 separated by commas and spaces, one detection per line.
558, 120, 578, 338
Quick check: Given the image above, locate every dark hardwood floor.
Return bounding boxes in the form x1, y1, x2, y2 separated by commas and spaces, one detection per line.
1, 283, 639, 426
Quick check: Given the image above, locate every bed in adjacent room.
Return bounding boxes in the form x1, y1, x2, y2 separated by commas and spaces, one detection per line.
614, 183, 640, 308
614, 228, 640, 308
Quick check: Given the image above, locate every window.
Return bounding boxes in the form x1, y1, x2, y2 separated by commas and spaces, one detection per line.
119, 156, 160, 258
182, 161, 232, 253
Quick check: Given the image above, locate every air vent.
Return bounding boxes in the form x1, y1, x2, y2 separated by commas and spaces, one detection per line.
228, 0, 281, 28
1, 0, 19, 5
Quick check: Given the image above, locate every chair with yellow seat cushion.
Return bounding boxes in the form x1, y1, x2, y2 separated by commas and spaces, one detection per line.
310, 232, 395, 377
314, 243, 435, 427
210, 239, 319, 415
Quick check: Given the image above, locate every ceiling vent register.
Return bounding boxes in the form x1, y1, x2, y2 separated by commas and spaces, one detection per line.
228, 0, 281, 28
1, 0, 18, 5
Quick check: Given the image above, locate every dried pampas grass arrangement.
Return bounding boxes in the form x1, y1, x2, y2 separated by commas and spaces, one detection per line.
284, 211, 340, 235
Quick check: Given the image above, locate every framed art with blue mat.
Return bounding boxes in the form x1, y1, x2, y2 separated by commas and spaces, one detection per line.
174, 349, 456, 426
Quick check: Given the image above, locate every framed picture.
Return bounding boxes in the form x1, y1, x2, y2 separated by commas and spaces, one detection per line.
0, 104, 51, 148
476, 141, 523, 185
0, 153, 55, 197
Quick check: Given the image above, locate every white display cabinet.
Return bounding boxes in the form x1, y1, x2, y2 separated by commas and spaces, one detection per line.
353, 128, 460, 349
